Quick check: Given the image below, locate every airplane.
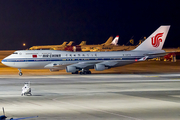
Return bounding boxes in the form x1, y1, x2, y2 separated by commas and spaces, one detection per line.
29, 41, 68, 50
0, 107, 38, 120
65, 36, 118, 52
89, 35, 119, 52
29, 36, 113, 51
80, 36, 114, 51
1, 25, 170, 75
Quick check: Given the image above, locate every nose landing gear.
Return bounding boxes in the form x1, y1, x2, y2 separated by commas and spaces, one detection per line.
18, 69, 23, 76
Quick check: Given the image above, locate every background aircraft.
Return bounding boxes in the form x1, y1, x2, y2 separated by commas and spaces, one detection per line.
29, 41, 68, 50
64, 36, 145, 52
1, 26, 170, 75
29, 36, 113, 51
64, 36, 118, 52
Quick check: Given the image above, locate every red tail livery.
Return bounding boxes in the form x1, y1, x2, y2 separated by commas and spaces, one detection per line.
151, 33, 164, 48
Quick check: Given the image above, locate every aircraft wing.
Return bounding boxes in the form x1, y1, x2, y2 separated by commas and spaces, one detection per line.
44, 55, 150, 73
67, 56, 148, 69
7, 116, 38, 120
46, 55, 149, 71
66, 61, 100, 70
44, 63, 74, 69
44, 61, 100, 70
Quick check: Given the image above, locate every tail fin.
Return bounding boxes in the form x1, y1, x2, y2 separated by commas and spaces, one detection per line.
79, 41, 86, 45
134, 25, 170, 51
102, 36, 113, 45
62, 42, 68, 46
111, 35, 119, 45
67, 41, 74, 46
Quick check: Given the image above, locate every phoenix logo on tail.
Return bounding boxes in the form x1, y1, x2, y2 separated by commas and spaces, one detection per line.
151, 33, 164, 48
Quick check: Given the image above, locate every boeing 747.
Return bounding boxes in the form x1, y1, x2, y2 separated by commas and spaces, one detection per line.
1, 26, 170, 75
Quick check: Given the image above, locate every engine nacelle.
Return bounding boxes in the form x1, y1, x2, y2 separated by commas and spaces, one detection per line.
66, 66, 77, 73
94, 64, 105, 71
49, 69, 60, 72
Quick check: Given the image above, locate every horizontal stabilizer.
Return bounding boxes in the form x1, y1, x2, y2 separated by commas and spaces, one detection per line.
138, 56, 148, 61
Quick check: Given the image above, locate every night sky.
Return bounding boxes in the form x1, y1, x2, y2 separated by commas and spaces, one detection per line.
0, 0, 179, 50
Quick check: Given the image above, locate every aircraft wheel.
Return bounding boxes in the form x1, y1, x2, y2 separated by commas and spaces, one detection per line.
79, 70, 91, 75
80, 71, 86, 75
72, 71, 79, 74
19, 72, 23, 76
87, 71, 91, 74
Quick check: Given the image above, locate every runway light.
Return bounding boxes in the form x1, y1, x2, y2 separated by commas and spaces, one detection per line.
23, 43, 26, 46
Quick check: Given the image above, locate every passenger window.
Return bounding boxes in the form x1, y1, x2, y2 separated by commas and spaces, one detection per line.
52, 54, 59, 57
43, 55, 49, 57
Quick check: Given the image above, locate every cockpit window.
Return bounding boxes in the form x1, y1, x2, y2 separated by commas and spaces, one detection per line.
13, 52, 18, 54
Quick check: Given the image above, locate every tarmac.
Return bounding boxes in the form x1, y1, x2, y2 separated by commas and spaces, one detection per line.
0, 50, 180, 120
0, 74, 180, 120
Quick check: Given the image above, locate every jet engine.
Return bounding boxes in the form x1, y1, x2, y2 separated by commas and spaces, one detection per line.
66, 66, 77, 73
94, 64, 105, 71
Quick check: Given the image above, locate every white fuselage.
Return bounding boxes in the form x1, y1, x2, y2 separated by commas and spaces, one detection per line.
1, 50, 164, 70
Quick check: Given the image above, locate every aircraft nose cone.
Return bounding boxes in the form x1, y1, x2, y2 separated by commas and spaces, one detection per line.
1, 59, 5, 64
1, 59, 9, 66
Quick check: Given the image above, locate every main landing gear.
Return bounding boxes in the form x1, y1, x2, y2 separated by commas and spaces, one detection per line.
80, 70, 91, 74
18, 69, 23, 76
72, 69, 91, 75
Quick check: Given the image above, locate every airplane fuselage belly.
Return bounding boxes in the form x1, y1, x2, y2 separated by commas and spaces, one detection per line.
4, 61, 50, 69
